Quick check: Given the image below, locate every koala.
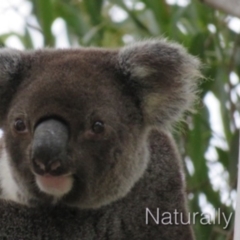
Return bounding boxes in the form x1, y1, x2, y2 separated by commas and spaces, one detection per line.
0, 39, 200, 239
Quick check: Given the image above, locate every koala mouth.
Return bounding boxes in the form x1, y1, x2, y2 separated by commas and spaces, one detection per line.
35, 174, 73, 198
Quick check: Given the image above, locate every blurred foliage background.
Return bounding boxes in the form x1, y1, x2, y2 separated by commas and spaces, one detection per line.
0, 0, 240, 239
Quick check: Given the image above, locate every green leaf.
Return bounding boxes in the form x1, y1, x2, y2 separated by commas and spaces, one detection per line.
54, 1, 88, 38
33, 0, 55, 46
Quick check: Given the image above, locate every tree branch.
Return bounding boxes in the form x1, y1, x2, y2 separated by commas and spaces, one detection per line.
201, 0, 240, 18
234, 131, 240, 240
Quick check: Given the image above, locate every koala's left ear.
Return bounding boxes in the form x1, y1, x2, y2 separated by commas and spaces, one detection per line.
117, 39, 201, 128
0, 49, 25, 124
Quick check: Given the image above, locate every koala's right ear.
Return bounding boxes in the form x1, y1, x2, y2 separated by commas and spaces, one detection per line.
0, 49, 25, 125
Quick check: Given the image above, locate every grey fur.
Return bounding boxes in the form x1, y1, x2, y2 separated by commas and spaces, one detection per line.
0, 48, 25, 121
0, 39, 201, 239
0, 48, 21, 77
118, 39, 201, 127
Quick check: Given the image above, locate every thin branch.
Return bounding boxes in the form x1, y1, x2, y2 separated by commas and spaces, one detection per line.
227, 36, 240, 131
234, 133, 240, 240
26, 23, 42, 33
201, 0, 240, 18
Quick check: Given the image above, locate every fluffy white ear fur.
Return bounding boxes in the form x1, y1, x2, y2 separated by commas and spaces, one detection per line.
0, 49, 21, 79
118, 39, 201, 128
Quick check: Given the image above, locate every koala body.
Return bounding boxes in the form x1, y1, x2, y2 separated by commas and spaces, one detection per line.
0, 40, 200, 239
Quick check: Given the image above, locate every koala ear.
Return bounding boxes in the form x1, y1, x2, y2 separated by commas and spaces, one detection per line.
117, 39, 201, 128
0, 48, 24, 124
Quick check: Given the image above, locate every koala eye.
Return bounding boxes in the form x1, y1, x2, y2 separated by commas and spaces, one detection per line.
92, 121, 104, 134
14, 119, 27, 133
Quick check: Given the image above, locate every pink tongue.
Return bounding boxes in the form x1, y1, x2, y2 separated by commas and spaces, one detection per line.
37, 175, 69, 189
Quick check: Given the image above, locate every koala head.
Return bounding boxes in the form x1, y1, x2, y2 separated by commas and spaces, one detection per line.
0, 40, 200, 208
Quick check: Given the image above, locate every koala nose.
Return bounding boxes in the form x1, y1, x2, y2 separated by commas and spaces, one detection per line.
31, 119, 69, 176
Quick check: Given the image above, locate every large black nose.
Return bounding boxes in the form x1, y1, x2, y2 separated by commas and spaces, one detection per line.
31, 119, 69, 176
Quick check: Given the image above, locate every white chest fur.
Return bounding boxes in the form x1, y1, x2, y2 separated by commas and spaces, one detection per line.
0, 147, 20, 202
